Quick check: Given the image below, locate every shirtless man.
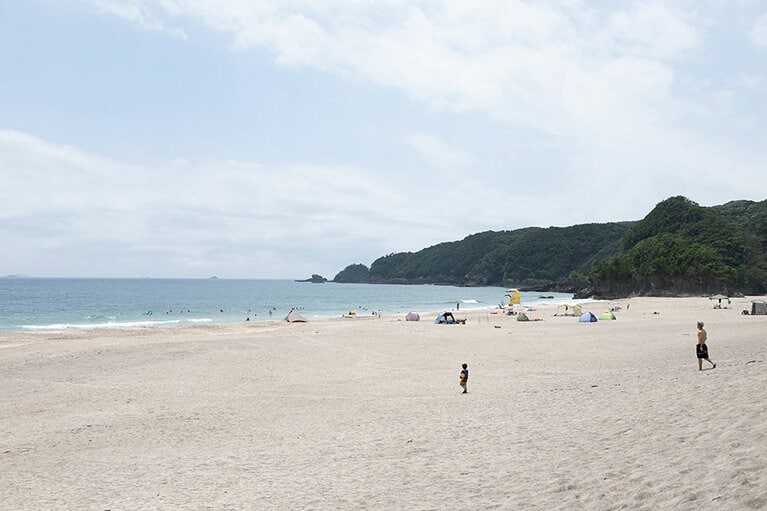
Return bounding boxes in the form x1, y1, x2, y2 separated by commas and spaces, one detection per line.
696, 321, 716, 371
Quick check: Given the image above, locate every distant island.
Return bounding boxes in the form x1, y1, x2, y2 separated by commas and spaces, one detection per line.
331, 196, 767, 299
295, 274, 328, 283
1, 274, 30, 279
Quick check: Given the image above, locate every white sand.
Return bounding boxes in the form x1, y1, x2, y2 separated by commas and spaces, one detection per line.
1, 297, 766, 510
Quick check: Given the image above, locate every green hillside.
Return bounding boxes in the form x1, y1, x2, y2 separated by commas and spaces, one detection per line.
333, 196, 767, 297
591, 197, 767, 297
336, 223, 633, 289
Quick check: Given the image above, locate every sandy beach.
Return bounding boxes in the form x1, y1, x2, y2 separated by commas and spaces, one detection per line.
1, 296, 766, 510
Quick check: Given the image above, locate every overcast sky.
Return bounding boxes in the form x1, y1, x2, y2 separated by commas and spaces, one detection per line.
2, 1, 766, 279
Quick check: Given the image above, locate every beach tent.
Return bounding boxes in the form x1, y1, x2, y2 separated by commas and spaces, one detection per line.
405, 311, 420, 321
556, 304, 583, 317
516, 312, 530, 322
598, 311, 616, 321
752, 301, 767, 315
435, 312, 457, 324
285, 309, 308, 322
579, 311, 598, 323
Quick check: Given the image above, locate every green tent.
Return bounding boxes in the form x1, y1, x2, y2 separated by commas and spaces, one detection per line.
516, 312, 530, 322
598, 311, 616, 321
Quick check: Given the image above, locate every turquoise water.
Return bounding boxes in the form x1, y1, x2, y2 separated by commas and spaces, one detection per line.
0, 278, 573, 333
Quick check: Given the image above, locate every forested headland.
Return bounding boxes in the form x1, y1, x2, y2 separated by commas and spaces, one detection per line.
332, 196, 767, 298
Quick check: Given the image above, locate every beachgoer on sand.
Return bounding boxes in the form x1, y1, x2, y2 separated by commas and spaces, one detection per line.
459, 363, 469, 394
696, 321, 716, 371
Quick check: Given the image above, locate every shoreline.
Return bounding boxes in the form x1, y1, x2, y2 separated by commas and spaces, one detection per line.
1, 280, 575, 334
1, 293, 760, 339
0, 299, 579, 335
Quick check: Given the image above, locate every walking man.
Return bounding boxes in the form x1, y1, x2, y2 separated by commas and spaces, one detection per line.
696, 321, 716, 370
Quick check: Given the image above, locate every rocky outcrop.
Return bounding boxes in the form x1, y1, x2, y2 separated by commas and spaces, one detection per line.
295, 274, 328, 283
586, 275, 730, 299
333, 264, 371, 283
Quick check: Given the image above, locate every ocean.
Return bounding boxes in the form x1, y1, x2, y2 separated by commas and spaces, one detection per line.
0, 278, 574, 333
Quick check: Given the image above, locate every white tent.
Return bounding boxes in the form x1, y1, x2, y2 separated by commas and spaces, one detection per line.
555, 304, 582, 317
285, 309, 308, 322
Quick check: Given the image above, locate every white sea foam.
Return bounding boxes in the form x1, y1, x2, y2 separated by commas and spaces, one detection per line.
20, 318, 212, 331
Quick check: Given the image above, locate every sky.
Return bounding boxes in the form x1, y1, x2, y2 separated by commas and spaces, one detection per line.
1, 0, 767, 279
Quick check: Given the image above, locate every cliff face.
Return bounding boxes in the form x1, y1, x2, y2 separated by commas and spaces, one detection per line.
585, 276, 731, 299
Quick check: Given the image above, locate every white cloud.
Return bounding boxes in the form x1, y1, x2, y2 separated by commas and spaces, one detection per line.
406, 132, 474, 168
603, 2, 701, 59
0, 130, 475, 277
735, 73, 766, 89
749, 12, 767, 49
88, 0, 188, 39
86, 1, 704, 148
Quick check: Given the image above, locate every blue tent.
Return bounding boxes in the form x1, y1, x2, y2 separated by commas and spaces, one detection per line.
435, 312, 457, 324
579, 311, 598, 323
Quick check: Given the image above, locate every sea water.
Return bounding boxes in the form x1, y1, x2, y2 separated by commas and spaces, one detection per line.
0, 278, 574, 333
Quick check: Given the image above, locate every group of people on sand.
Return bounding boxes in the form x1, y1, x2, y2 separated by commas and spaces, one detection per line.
459, 321, 716, 394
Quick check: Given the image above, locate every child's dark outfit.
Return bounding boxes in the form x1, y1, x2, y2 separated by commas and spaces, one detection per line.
460, 365, 469, 394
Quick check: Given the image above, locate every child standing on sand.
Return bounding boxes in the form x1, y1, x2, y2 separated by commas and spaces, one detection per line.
696, 321, 716, 371
459, 363, 469, 394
